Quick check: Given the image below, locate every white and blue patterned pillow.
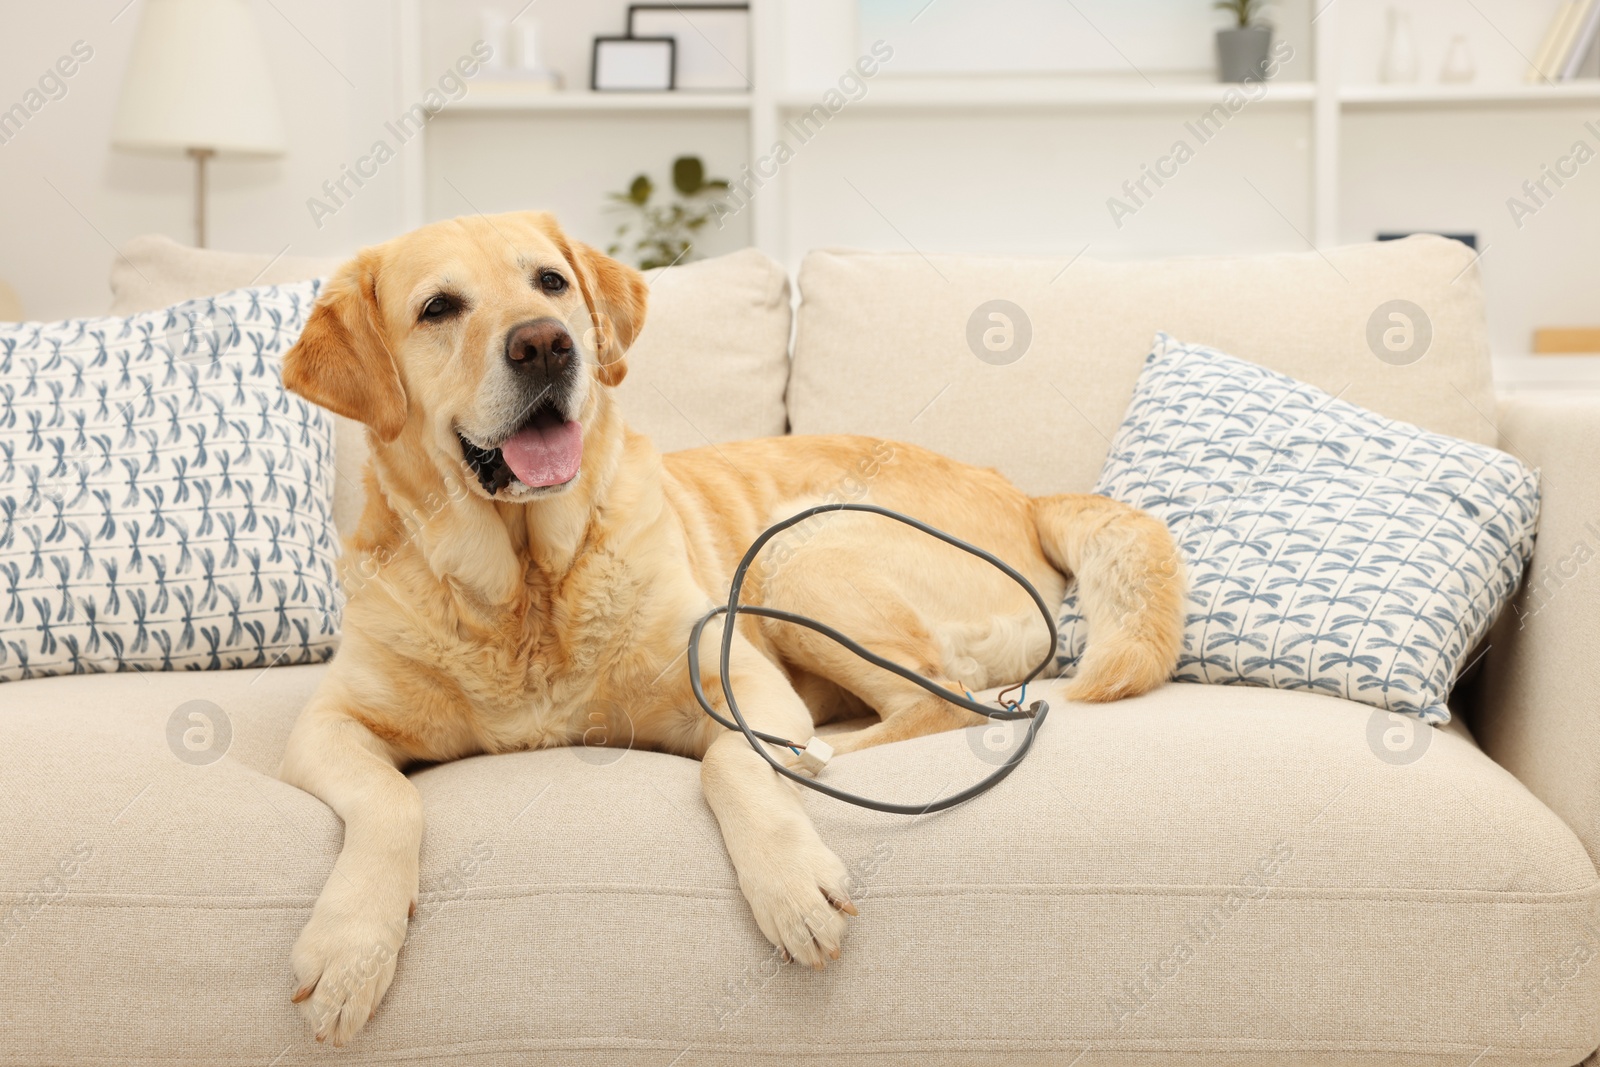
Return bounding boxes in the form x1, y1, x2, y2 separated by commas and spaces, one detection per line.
1057, 333, 1538, 723
0, 282, 341, 681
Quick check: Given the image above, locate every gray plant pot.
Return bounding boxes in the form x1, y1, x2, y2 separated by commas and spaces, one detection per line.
1217, 26, 1273, 83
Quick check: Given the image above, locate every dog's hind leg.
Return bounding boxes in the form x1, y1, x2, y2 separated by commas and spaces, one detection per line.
758, 567, 990, 759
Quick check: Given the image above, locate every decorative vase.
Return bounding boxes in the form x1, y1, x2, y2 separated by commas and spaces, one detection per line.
1217, 26, 1273, 83
1440, 34, 1476, 83
1380, 8, 1420, 83
480, 9, 509, 72
513, 18, 563, 90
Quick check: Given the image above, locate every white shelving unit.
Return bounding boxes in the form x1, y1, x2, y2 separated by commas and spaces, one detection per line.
774, 80, 1319, 110
1339, 82, 1600, 106
449, 77, 1600, 114
412, 0, 1600, 390
425, 3, 1599, 248
452, 88, 754, 113
1494, 355, 1600, 392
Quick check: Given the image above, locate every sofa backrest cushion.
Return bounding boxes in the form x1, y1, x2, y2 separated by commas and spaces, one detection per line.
109, 235, 344, 318
108, 238, 793, 534
788, 236, 1496, 496
611, 248, 793, 456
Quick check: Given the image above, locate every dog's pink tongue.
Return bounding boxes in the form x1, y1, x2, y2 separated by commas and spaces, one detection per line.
500, 420, 582, 488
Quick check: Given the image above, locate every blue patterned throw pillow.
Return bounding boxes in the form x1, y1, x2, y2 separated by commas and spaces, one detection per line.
0, 282, 340, 681
1057, 333, 1538, 723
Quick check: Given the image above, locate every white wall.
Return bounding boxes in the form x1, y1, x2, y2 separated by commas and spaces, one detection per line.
0, 0, 749, 320
423, 112, 753, 261
0, 0, 409, 320
2, 0, 1596, 369
781, 107, 1313, 261
849, 0, 1313, 82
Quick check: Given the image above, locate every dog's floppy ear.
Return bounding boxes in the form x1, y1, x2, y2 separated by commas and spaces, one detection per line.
283, 250, 408, 442
556, 234, 648, 388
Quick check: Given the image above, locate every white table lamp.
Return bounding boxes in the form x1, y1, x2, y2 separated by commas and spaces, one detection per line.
111, 0, 286, 247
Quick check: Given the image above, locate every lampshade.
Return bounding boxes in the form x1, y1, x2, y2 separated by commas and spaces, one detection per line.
112, 0, 286, 155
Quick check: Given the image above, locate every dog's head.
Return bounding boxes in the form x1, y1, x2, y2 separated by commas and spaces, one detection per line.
284, 211, 647, 502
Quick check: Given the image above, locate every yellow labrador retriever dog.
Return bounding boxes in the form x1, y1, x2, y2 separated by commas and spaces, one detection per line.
277, 211, 1184, 1045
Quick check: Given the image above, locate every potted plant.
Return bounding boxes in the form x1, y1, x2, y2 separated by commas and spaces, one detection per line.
1214, 0, 1273, 83
606, 155, 730, 272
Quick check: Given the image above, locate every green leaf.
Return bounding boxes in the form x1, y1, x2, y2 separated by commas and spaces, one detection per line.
1213, 0, 1265, 27
629, 174, 653, 205
672, 155, 706, 196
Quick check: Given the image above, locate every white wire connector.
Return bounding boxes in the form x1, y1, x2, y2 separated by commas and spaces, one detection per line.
797, 735, 834, 775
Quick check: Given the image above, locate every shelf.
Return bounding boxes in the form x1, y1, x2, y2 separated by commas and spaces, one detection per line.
1340, 82, 1600, 108
446, 80, 1600, 116
1494, 354, 1600, 392
776, 79, 1317, 112
450, 86, 752, 114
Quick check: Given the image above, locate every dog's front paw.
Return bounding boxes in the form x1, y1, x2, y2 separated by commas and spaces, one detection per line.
738, 834, 857, 970
290, 887, 411, 1046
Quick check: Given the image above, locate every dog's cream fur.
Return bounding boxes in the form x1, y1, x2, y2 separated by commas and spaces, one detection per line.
277, 211, 1185, 1045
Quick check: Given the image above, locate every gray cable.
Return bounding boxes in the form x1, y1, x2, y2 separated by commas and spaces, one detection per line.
688, 502, 1056, 814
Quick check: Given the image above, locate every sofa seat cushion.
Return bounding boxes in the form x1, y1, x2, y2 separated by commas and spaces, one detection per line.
2, 670, 1595, 1066
788, 236, 1497, 496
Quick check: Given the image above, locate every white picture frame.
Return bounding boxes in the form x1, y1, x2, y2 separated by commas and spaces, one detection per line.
627, 5, 750, 91
591, 37, 676, 92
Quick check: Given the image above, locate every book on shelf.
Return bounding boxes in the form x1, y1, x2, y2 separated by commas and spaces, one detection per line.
1534, 328, 1600, 355
1563, 0, 1600, 78
1530, 2, 1572, 82
1530, 0, 1600, 82
1529, 1, 1577, 82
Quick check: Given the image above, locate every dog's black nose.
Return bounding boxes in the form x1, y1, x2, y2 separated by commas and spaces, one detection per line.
504, 318, 573, 377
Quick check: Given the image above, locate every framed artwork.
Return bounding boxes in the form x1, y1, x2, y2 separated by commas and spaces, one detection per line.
628, 5, 750, 91
591, 36, 676, 91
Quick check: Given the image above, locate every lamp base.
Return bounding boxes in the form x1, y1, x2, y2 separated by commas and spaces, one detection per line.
187, 146, 214, 248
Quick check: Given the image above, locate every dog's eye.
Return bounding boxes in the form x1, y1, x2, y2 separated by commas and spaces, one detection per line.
420, 294, 458, 322
538, 270, 567, 294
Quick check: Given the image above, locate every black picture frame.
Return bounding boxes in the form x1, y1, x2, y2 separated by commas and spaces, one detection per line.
591, 36, 676, 92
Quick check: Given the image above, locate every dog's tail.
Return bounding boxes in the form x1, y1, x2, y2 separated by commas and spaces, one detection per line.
1030, 494, 1186, 702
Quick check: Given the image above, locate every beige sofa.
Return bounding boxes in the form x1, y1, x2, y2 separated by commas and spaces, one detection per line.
4, 233, 1598, 1067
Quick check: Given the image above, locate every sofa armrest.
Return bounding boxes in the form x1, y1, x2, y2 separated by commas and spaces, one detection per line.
1475, 393, 1600, 866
